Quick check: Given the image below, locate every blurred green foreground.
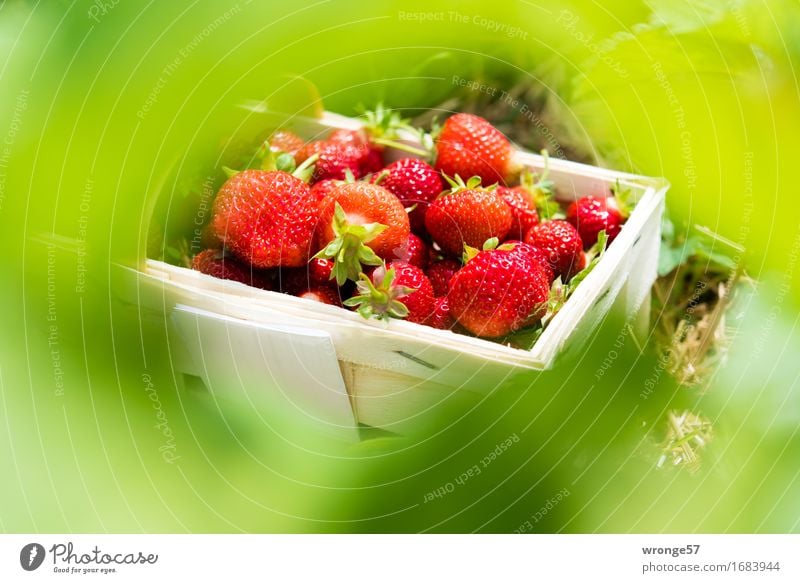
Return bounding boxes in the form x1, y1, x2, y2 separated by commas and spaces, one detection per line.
0, 0, 799, 532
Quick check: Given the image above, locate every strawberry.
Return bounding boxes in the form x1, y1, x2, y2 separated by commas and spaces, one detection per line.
309, 168, 362, 203
524, 220, 586, 281
447, 246, 550, 338
566, 195, 627, 249
497, 185, 540, 240
211, 169, 319, 268
307, 257, 334, 284
192, 249, 272, 290
504, 241, 555, 283
269, 130, 304, 154
434, 113, 518, 186
328, 127, 369, 145
328, 128, 384, 174
310, 178, 342, 202
295, 285, 342, 307
389, 233, 429, 269
424, 175, 513, 257
371, 157, 443, 233
424, 296, 454, 330
295, 140, 365, 183
278, 258, 334, 293
344, 261, 435, 324
426, 258, 461, 297
316, 182, 410, 284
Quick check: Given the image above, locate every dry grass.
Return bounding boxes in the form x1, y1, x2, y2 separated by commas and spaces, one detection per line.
649, 254, 749, 471
656, 410, 715, 473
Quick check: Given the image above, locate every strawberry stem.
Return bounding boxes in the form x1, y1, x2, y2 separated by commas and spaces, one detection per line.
371, 137, 431, 158
610, 179, 634, 217
314, 202, 386, 285
222, 166, 239, 178
343, 265, 416, 321
292, 153, 319, 182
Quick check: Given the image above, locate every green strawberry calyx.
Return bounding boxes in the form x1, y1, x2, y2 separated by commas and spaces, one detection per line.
441, 173, 497, 195
221, 145, 318, 182
314, 202, 386, 285
610, 179, 634, 218
361, 103, 433, 159
261, 143, 319, 183
362, 103, 407, 140
521, 150, 562, 220
462, 237, 515, 263
343, 264, 417, 321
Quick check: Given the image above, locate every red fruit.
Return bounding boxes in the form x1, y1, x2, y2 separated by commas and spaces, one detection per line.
310, 178, 342, 202
425, 297, 454, 330
426, 258, 461, 297
269, 130, 304, 154
296, 285, 342, 307
295, 140, 365, 183
497, 185, 540, 240
435, 113, 517, 186
307, 257, 334, 284
279, 258, 334, 293
345, 261, 435, 324
372, 158, 443, 232
316, 182, 410, 283
328, 128, 384, 174
503, 241, 555, 283
192, 249, 272, 290
566, 195, 626, 249
388, 233, 429, 269
212, 170, 318, 268
524, 220, 586, 281
361, 148, 385, 174
448, 247, 550, 338
328, 127, 367, 145
425, 185, 513, 257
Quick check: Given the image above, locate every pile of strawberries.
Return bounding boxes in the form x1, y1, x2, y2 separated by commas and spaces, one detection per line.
192, 108, 630, 341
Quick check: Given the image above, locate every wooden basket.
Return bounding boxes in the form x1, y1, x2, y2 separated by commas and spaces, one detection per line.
116, 111, 668, 439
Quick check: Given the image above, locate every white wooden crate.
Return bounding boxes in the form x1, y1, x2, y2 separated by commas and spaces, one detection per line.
116, 111, 668, 437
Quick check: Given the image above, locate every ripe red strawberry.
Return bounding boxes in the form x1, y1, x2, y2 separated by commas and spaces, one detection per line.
388, 233, 429, 269
524, 220, 586, 281
328, 127, 368, 145
447, 247, 550, 337
435, 113, 518, 186
424, 176, 513, 257
371, 157, 443, 232
344, 261, 435, 324
296, 285, 342, 307
307, 257, 334, 284
316, 182, 410, 284
269, 130, 304, 154
328, 128, 384, 174
497, 185, 540, 240
278, 258, 334, 293
310, 178, 342, 202
295, 140, 365, 183
424, 296, 454, 330
503, 241, 555, 283
212, 169, 318, 268
426, 258, 461, 297
192, 249, 272, 290
566, 195, 627, 249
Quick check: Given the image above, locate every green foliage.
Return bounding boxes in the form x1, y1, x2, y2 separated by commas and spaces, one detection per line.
1, 0, 798, 534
